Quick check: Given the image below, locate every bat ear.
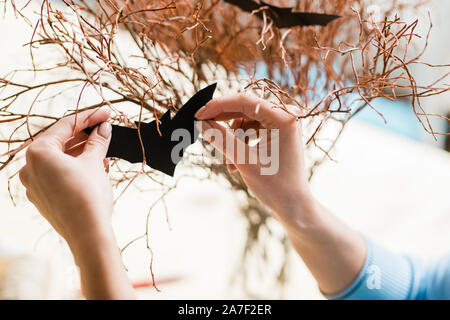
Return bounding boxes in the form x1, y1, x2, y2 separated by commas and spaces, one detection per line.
160, 111, 171, 122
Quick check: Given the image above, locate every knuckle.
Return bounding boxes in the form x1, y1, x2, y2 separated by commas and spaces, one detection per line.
278, 112, 294, 125
286, 104, 302, 117
26, 190, 33, 202
26, 144, 43, 163
283, 114, 300, 128
26, 140, 54, 164
18, 167, 28, 186
243, 102, 257, 118
239, 93, 256, 106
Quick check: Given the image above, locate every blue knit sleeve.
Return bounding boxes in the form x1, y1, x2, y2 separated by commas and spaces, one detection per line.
324, 238, 450, 300
419, 254, 450, 299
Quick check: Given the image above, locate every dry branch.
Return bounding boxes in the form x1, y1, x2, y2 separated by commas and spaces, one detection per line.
1, 0, 449, 295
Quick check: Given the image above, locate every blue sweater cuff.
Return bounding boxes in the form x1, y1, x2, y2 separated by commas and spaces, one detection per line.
325, 238, 423, 300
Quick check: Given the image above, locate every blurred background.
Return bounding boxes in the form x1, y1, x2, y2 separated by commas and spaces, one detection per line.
0, 0, 449, 299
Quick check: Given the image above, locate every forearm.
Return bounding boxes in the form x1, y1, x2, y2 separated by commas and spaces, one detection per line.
276, 194, 366, 295
276, 194, 450, 300
70, 229, 136, 300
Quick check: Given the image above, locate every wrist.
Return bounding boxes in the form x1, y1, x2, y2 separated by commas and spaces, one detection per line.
67, 226, 135, 300
68, 225, 118, 265
274, 188, 323, 237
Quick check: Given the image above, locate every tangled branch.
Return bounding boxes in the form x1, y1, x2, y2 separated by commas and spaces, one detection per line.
1, 0, 449, 295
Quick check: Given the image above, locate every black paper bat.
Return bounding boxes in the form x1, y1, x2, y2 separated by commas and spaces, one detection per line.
84, 83, 217, 176
223, 0, 340, 28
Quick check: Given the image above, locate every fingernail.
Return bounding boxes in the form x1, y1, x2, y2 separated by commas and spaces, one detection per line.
195, 106, 207, 119
97, 122, 111, 139
100, 106, 111, 114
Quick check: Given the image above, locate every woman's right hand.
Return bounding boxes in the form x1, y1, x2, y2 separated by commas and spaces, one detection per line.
196, 95, 367, 296
195, 94, 316, 229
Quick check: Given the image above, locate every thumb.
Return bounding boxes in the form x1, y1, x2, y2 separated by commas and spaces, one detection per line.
82, 121, 112, 160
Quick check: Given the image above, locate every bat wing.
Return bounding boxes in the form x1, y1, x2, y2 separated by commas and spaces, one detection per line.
149, 83, 217, 176
82, 84, 217, 176
170, 83, 217, 143
106, 125, 144, 164
83, 124, 144, 164
224, 0, 340, 28
292, 12, 340, 27
174, 83, 217, 121
223, 0, 260, 13
267, 5, 340, 28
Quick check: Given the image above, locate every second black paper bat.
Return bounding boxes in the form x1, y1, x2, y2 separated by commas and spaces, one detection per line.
84, 83, 217, 176
223, 0, 340, 28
